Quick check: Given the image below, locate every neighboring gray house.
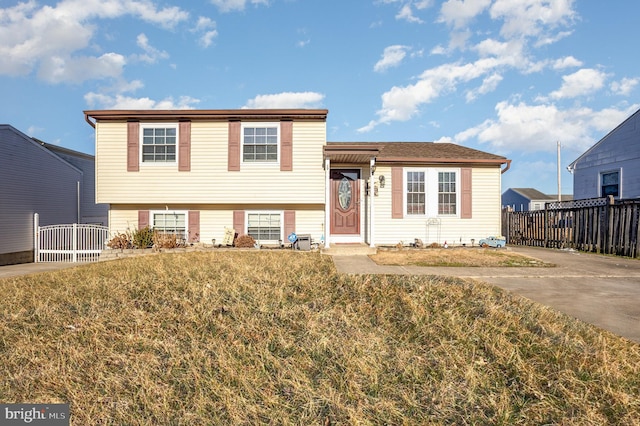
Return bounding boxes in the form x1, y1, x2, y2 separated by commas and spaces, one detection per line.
502, 188, 572, 211
568, 108, 640, 200
0, 125, 107, 265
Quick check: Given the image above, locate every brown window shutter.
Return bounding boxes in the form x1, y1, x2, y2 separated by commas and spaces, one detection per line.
233, 210, 245, 235
283, 210, 295, 238
188, 210, 200, 242
280, 121, 293, 171
461, 168, 472, 219
391, 167, 404, 219
138, 210, 150, 229
179, 121, 191, 171
228, 121, 241, 171
127, 121, 139, 172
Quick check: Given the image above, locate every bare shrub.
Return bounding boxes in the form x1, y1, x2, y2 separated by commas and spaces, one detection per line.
106, 231, 133, 249
235, 234, 256, 248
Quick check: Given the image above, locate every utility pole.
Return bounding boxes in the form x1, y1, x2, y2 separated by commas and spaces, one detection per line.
557, 141, 561, 201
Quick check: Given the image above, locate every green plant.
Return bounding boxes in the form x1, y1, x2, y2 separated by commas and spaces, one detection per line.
234, 234, 256, 248
132, 226, 154, 249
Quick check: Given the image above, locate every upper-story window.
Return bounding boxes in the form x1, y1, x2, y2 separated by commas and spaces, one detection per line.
438, 172, 457, 215
243, 124, 278, 163
141, 125, 177, 163
601, 171, 620, 197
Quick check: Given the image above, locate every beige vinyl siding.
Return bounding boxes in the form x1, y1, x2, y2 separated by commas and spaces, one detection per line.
96, 121, 326, 205
372, 166, 502, 246
108, 205, 325, 246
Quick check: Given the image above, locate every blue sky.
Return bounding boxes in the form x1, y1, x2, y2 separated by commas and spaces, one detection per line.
1, 0, 639, 195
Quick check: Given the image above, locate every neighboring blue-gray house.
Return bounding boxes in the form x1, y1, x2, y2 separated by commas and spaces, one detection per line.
502, 188, 573, 211
0, 125, 107, 265
568, 108, 640, 200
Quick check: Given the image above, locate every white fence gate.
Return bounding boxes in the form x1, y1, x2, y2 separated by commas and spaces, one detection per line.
34, 214, 109, 263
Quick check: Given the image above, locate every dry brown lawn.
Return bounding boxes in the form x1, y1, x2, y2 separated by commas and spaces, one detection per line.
371, 247, 554, 267
0, 251, 638, 425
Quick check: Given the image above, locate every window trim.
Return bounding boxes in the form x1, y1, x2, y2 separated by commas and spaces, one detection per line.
600, 169, 621, 198
245, 210, 283, 243
140, 123, 179, 166
437, 170, 458, 216
150, 210, 188, 240
241, 122, 280, 166
403, 168, 460, 218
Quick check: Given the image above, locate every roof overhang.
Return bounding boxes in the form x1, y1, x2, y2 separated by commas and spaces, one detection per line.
84, 109, 328, 128
323, 144, 381, 164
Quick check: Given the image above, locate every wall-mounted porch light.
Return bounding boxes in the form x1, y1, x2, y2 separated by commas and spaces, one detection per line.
379, 175, 386, 188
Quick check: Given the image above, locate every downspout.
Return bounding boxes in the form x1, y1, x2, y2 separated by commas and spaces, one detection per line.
501, 159, 512, 174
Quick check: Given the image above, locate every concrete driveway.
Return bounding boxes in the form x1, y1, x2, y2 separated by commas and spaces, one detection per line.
332, 246, 640, 343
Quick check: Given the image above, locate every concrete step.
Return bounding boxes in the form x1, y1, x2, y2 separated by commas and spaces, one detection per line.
321, 244, 377, 256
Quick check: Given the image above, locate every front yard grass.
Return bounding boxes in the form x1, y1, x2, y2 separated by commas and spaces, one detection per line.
0, 251, 637, 424
371, 247, 555, 267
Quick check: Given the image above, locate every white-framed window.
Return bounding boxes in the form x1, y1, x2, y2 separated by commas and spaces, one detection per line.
601, 170, 620, 197
247, 212, 282, 242
404, 169, 460, 217
242, 123, 279, 163
141, 124, 178, 164
406, 171, 426, 215
438, 171, 457, 215
151, 211, 187, 240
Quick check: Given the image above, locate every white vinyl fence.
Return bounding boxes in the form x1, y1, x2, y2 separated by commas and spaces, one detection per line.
34, 213, 109, 263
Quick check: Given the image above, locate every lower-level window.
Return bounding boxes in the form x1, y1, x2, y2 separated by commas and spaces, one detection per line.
152, 211, 186, 239
247, 212, 281, 241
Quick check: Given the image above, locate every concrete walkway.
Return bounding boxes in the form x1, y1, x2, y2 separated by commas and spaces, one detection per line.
333, 246, 640, 343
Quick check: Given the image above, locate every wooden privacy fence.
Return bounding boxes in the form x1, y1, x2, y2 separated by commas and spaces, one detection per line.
502, 196, 640, 258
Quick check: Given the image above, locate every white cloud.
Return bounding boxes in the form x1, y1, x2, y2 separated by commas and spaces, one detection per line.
438, 0, 492, 29
466, 73, 503, 102
210, 0, 269, 13
396, 4, 423, 23
611, 77, 639, 96
552, 56, 582, 69
84, 92, 200, 109
39, 52, 126, 84
243, 92, 325, 109
374, 45, 410, 72
133, 33, 169, 63
454, 101, 640, 153
549, 68, 607, 99
0, 0, 188, 82
490, 0, 576, 40
193, 16, 218, 48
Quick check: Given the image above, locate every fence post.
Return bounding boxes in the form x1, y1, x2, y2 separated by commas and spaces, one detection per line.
72, 223, 78, 263
544, 204, 549, 248
34, 213, 39, 263
606, 195, 615, 254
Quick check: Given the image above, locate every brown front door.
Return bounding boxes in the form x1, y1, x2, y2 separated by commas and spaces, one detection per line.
330, 169, 360, 234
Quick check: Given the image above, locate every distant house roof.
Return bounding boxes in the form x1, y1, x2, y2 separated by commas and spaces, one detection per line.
324, 142, 510, 168
508, 188, 552, 200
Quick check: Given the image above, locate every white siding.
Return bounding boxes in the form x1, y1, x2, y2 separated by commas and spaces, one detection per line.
109, 205, 324, 246
372, 166, 502, 246
96, 120, 326, 204
0, 126, 83, 257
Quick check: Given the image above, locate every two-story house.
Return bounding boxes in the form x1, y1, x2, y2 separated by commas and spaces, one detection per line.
85, 109, 510, 248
